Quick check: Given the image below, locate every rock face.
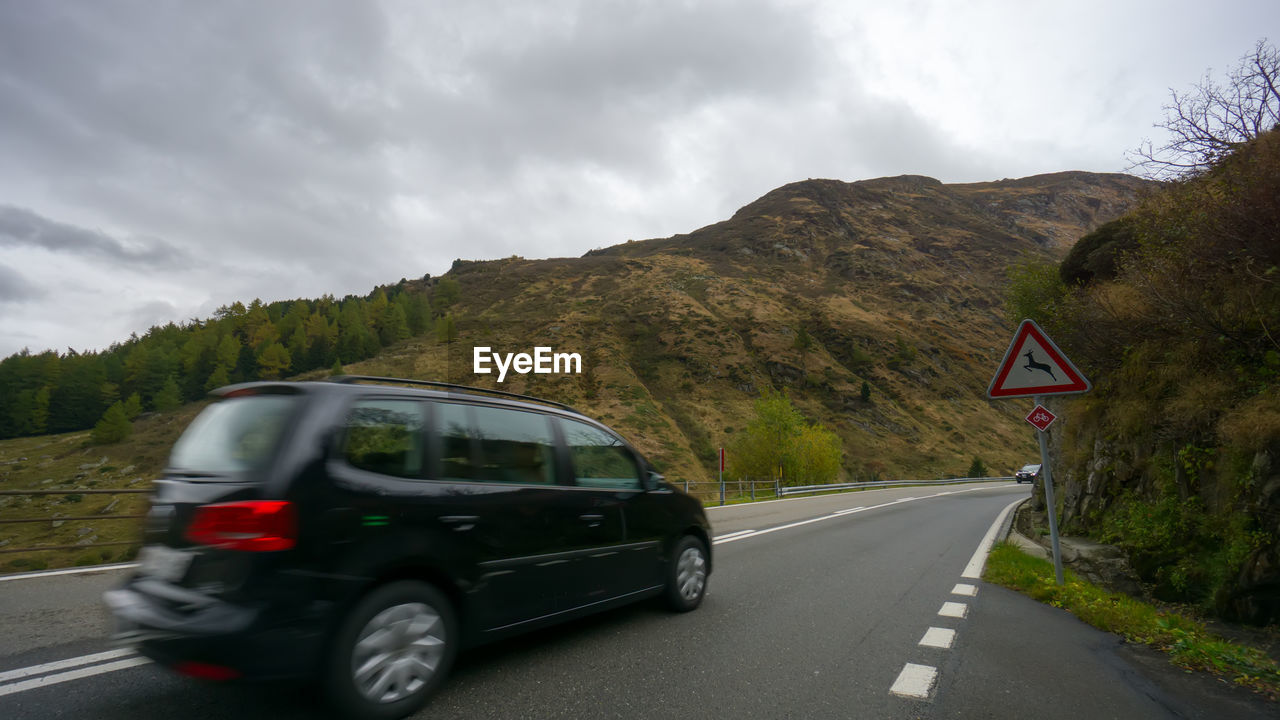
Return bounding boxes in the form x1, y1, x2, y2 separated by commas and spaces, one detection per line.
1033, 402, 1280, 625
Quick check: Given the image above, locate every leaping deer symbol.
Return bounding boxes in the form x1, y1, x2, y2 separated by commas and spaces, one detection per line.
1023, 350, 1057, 381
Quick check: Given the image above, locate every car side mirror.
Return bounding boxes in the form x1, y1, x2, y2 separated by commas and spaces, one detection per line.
646, 470, 664, 490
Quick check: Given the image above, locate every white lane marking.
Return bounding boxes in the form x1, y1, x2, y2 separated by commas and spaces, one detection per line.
713, 514, 833, 544
918, 627, 956, 649
952, 583, 978, 597
0, 657, 151, 697
712, 486, 1015, 546
0, 562, 139, 583
713, 529, 757, 543
938, 602, 968, 619
703, 481, 1014, 510
889, 663, 937, 699
0, 649, 137, 684
961, 497, 1024, 579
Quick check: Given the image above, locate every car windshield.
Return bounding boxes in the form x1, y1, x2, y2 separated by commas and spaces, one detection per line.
1019, 464, 1040, 473
169, 394, 299, 474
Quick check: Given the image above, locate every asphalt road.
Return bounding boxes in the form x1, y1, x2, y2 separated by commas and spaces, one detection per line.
0, 482, 1272, 719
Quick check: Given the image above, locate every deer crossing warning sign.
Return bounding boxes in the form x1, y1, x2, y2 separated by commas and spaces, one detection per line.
987, 319, 1091, 399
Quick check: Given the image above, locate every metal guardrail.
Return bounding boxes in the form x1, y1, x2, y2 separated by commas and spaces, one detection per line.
0, 487, 150, 555
776, 476, 1014, 498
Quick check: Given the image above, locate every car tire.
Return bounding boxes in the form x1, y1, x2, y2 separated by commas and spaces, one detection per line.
325, 581, 457, 720
665, 535, 708, 612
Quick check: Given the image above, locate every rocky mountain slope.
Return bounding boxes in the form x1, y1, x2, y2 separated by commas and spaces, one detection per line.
391, 170, 1152, 487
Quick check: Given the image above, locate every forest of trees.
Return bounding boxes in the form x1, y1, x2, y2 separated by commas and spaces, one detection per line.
0, 276, 461, 441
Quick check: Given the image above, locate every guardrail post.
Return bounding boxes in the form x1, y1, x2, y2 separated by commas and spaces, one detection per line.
750, 479, 755, 502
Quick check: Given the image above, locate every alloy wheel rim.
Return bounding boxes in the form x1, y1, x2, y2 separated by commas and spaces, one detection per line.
351, 602, 446, 704
676, 546, 706, 602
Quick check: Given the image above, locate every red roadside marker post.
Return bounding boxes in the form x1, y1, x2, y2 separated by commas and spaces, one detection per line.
988, 319, 1091, 585
719, 447, 725, 506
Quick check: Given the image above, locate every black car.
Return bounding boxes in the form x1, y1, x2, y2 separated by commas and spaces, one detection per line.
105, 376, 712, 719
1015, 463, 1041, 484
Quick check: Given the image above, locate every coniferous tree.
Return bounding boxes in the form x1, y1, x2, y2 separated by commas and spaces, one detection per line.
153, 376, 182, 412
257, 343, 292, 379
205, 366, 230, 392
122, 393, 143, 420
91, 402, 133, 445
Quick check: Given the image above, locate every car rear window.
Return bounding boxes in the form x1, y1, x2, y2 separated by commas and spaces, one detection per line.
169, 394, 299, 474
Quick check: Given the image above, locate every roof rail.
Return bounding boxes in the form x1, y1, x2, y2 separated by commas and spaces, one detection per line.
328, 375, 580, 413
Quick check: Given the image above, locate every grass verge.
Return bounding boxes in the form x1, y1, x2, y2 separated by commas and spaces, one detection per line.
984, 541, 1280, 700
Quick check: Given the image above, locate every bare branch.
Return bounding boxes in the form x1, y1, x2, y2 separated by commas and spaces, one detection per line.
1128, 38, 1280, 178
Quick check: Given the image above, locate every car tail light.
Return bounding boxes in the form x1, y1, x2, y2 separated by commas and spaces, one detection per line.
185, 500, 297, 552
174, 661, 241, 681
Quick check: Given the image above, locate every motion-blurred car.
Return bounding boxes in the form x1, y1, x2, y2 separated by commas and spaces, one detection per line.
105, 376, 712, 720
1015, 463, 1041, 483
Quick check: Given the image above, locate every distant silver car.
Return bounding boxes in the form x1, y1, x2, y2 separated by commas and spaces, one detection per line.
1015, 464, 1041, 484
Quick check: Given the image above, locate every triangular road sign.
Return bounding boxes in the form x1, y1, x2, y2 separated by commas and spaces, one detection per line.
988, 319, 1091, 398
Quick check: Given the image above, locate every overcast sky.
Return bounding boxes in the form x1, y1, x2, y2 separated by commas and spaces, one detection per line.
0, 1, 1274, 358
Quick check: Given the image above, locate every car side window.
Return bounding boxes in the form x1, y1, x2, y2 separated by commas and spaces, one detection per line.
343, 399, 425, 479
435, 402, 480, 481
560, 419, 641, 490
471, 405, 557, 485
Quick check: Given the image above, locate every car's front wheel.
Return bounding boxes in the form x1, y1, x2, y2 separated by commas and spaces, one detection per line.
665, 535, 708, 612
325, 581, 457, 720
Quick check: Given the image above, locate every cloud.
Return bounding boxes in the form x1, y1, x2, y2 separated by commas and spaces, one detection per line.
0, 205, 185, 267
0, 263, 41, 303
0, 0, 1277, 359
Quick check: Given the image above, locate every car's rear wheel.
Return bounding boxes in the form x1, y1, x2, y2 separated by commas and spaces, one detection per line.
665, 535, 708, 612
325, 581, 457, 720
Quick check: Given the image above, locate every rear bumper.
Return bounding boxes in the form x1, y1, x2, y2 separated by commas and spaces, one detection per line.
104, 579, 330, 680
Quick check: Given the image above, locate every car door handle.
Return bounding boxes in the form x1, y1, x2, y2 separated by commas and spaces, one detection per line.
439, 515, 479, 531
579, 513, 604, 527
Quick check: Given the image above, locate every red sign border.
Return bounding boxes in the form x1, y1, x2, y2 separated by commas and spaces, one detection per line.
987, 319, 1091, 399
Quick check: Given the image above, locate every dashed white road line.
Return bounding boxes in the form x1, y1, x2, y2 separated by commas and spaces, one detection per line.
918, 627, 956, 649
0, 655, 150, 698
890, 495, 1024, 701
889, 663, 938, 699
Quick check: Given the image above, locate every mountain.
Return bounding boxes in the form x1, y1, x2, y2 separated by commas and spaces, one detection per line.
389, 170, 1153, 486
0, 170, 1153, 492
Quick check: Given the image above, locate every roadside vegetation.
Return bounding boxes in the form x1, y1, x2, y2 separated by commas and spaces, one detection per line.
985, 542, 1280, 699
1006, 41, 1280, 625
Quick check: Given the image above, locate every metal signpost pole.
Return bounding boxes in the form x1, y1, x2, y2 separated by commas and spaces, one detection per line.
1036, 395, 1066, 586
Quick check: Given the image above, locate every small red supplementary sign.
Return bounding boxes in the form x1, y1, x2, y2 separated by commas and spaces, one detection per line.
1026, 404, 1057, 432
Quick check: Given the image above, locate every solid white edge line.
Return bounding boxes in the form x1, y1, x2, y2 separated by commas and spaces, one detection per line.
889, 663, 937, 699
0, 657, 151, 697
918, 627, 956, 649
938, 601, 968, 619
0, 562, 139, 583
0, 649, 137, 684
960, 497, 1023, 580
